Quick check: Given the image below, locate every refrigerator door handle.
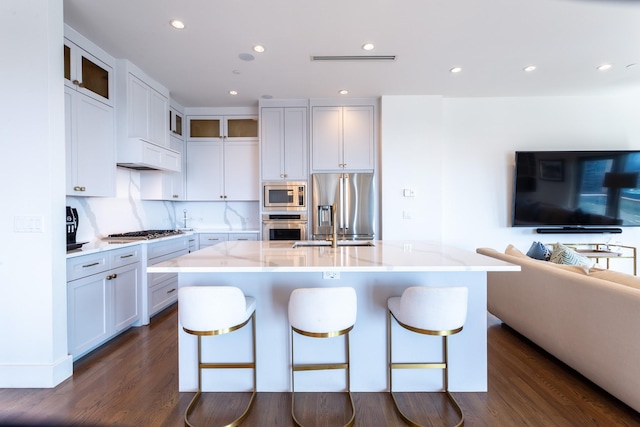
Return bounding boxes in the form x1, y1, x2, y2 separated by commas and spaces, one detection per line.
342, 174, 349, 230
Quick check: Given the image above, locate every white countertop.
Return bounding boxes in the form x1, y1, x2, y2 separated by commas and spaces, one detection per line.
65, 229, 261, 259
147, 240, 520, 273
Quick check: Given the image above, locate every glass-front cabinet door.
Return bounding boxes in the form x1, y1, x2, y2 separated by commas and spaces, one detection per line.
170, 109, 183, 137
64, 39, 113, 106
187, 116, 258, 141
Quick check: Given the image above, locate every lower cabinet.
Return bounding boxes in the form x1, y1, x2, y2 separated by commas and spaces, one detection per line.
198, 232, 258, 248
67, 246, 141, 360
146, 237, 188, 318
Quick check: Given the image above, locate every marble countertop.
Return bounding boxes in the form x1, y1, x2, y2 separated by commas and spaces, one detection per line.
65, 229, 261, 259
147, 240, 520, 273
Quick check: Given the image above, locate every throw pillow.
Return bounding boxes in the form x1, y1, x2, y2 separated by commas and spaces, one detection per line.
526, 241, 552, 261
549, 243, 594, 267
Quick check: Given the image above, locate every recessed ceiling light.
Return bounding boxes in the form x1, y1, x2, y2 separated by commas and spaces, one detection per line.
229, 90, 238, 96
339, 89, 349, 95
261, 95, 273, 100
170, 19, 185, 30
239, 53, 255, 61
362, 43, 374, 51
523, 65, 536, 72
626, 63, 637, 69
597, 63, 612, 71
253, 45, 265, 53
450, 67, 462, 73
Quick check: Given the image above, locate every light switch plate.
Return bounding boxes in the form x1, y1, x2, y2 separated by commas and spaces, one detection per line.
14, 215, 44, 233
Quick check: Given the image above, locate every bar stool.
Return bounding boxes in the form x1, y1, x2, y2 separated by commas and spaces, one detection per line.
179, 286, 257, 427
288, 287, 357, 427
388, 286, 468, 427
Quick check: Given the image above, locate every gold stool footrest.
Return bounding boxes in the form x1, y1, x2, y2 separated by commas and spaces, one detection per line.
185, 390, 257, 427
291, 391, 355, 427
390, 390, 464, 427
293, 362, 348, 372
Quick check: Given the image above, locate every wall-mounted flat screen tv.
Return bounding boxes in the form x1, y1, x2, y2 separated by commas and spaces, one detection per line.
513, 151, 640, 227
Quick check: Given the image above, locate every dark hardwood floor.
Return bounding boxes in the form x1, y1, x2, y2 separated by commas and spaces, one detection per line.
1, 304, 638, 426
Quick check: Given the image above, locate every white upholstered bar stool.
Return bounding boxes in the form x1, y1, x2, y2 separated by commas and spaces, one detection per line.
179, 286, 257, 427
288, 287, 358, 427
388, 286, 468, 427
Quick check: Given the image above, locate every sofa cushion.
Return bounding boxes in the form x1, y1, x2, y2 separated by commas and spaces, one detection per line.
505, 244, 528, 258
526, 241, 552, 260
550, 243, 594, 268
588, 270, 640, 291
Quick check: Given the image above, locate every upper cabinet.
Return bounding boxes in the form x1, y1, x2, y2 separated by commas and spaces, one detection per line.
187, 115, 258, 141
115, 60, 180, 171
64, 25, 116, 197
185, 108, 259, 201
64, 26, 114, 107
311, 104, 375, 172
141, 102, 186, 200
260, 105, 308, 181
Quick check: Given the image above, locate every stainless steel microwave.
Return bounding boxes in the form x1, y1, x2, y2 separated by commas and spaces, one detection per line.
263, 182, 306, 211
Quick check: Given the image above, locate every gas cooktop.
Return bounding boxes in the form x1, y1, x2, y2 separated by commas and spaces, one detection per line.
104, 229, 183, 241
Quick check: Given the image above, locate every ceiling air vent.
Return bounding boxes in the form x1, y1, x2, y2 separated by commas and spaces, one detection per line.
311, 55, 396, 62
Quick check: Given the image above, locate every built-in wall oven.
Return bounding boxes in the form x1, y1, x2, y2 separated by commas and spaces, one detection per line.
263, 181, 306, 211
262, 213, 307, 241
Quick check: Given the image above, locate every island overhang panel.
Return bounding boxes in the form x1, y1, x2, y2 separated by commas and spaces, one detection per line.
147, 241, 519, 392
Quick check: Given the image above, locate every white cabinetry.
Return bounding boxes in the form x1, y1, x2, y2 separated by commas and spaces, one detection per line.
64, 25, 114, 107
65, 87, 115, 197
186, 140, 259, 201
64, 26, 116, 197
116, 60, 180, 172
67, 246, 141, 360
147, 237, 188, 317
260, 106, 308, 181
311, 105, 375, 171
141, 102, 186, 200
198, 232, 258, 248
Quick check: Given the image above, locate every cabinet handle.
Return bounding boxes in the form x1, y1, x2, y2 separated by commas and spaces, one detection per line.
72, 79, 85, 88
106, 274, 116, 280
207, 238, 219, 241
82, 262, 100, 268
74, 186, 86, 192
172, 194, 179, 198
237, 238, 248, 241
167, 288, 177, 294
120, 254, 134, 259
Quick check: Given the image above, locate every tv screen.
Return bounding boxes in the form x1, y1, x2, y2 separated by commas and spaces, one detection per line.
513, 151, 640, 228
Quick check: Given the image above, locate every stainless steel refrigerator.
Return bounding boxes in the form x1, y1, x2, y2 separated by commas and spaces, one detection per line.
311, 173, 375, 240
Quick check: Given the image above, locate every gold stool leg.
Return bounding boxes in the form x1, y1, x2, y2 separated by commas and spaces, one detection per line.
290, 328, 356, 427
184, 312, 257, 427
388, 311, 465, 427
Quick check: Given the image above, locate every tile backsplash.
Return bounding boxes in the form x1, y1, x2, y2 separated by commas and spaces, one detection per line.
67, 168, 260, 244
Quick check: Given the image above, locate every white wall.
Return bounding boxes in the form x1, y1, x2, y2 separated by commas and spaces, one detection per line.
381, 93, 640, 273
380, 96, 444, 241
0, 0, 72, 386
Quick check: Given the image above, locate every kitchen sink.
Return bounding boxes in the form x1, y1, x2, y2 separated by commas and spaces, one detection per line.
292, 240, 375, 248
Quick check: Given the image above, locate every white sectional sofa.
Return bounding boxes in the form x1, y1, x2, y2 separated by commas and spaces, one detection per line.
477, 245, 640, 413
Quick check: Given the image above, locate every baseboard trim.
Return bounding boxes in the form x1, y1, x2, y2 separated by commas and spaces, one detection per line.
0, 355, 73, 388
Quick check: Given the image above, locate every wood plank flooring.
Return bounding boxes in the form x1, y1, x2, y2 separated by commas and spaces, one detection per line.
1, 304, 639, 426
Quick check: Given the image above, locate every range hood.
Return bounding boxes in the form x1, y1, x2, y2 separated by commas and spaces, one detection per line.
117, 138, 181, 172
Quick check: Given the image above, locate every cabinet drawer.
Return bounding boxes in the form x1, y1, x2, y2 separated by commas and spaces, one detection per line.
110, 245, 141, 268
150, 277, 178, 315
147, 237, 187, 260
228, 233, 258, 241
67, 253, 109, 281
199, 233, 228, 247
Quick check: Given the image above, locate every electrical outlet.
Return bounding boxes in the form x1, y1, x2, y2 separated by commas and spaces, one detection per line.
323, 271, 340, 280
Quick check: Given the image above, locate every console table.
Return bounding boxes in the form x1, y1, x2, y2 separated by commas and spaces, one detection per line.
548, 243, 637, 275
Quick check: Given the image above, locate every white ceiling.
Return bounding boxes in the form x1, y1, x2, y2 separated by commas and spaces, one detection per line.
63, 0, 640, 108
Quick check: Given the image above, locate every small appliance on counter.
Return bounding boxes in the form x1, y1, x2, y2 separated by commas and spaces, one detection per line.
66, 206, 86, 251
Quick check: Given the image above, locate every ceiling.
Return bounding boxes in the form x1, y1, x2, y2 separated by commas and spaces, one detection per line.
63, 0, 640, 108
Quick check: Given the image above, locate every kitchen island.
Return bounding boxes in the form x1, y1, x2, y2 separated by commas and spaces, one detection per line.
147, 240, 519, 393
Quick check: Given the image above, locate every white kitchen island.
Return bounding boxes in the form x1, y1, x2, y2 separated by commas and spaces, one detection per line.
147, 240, 519, 393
